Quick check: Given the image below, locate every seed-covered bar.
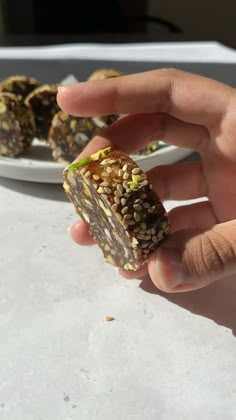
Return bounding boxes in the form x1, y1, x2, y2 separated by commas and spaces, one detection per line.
63, 147, 170, 271
136, 141, 160, 156
0, 75, 39, 99
25, 84, 59, 140
88, 68, 123, 129
0, 93, 35, 157
48, 111, 98, 163
87, 68, 123, 81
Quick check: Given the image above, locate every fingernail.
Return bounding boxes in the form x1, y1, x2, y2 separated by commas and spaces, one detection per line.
155, 246, 186, 289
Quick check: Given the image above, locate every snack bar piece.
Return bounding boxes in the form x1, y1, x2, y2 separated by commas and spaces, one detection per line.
48, 111, 98, 164
136, 141, 160, 156
0, 75, 39, 99
63, 147, 170, 271
0, 92, 35, 157
87, 68, 123, 81
88, 68, 123, 129
25, 84, 59, 140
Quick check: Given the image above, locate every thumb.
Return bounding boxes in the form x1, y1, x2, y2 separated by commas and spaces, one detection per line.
148, 221, 236, 293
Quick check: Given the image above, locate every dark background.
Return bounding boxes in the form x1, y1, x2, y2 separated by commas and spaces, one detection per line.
0, 0, 235, 48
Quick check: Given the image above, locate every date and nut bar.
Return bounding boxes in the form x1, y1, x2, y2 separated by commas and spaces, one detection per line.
0, 92, 35, 157
0, 75, 39, 99
63, 147, 170, 271
87, 68, 123, 129
48, 111, 98, 164
25, 84, 59, 140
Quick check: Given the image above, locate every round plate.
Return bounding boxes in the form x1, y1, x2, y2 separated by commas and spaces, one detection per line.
0, 140, 193, 183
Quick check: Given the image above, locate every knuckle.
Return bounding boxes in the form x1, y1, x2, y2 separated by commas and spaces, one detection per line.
182, 230, 236, 280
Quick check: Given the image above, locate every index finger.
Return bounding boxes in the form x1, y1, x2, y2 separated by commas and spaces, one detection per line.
57, 68, 233, 128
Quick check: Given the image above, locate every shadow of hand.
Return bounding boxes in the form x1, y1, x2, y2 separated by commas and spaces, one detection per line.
140, 274, 236, 336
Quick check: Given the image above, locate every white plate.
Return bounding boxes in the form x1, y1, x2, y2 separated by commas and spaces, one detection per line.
0, 139, 193, 183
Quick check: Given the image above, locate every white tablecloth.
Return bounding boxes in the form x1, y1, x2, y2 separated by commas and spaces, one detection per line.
1, 43, 236, 420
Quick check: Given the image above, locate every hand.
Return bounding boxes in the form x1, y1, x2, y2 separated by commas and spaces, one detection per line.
57, 68, 236, 293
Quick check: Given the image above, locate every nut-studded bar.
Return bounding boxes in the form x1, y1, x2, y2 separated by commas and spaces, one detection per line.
0, 92, 35, 157
48, 111, 99, 164
25, 84, 59, 140
63, 147, 170, 271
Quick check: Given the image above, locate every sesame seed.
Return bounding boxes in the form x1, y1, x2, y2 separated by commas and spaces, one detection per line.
102, 172, 110, 177
123, 220, 129, 229
151, 228, 156, 235
101, 194, 108, 200
152, 235, 158, 243
121, 198, 127, 206
118, 169, 123, 177
158, 231, 164, 239
132, 167, 141, 175
133, 203, 142, 211
94, 183, 98, 189
134, 198, 142, 204
122, 164, 128, 171
121, 206, 128, 215
117, 184, 123, 194
80, 167, 87, 175
106, 166, 112, 173
97, 187, 105, 194
133, 249, 139, 259
114, 196, 120, 204
112, 203, 118, 211
129, 220, 136, 225
114, 191, 122, 198
148, 206, 156, 213
143, 249, 150, 254
93, 174, 100, 180
123, 172, 129, 180
137, 233, 145, 240
104, 187, 112, 194
123, 214, 132, 220
100, 181, 109, 187
123, 181, 129, 190
141, 179, 149, 187
107, 159, 117, 164
143, 202, 150, 209
134, 212, 141, 222
85, 170, 91, 178
141, 242, 149, 248
104, 316, 114, 321
144, 235, 151, 240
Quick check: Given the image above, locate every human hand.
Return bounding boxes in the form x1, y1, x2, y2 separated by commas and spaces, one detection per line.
57, 69, 236, 292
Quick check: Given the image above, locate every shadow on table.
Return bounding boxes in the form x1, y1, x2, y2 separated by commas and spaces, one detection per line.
0, 177, 67, 202
140, 274, 236, 337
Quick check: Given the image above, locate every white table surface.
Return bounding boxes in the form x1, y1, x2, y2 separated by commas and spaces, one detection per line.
1, 42, 236, 420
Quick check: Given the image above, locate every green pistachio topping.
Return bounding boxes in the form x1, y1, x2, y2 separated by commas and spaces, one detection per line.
68, 157, 91, 173
127, 174, 145, 190
90, 147, 112, 161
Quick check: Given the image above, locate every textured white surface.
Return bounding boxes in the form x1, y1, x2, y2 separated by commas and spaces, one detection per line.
1, 178, 236, 420
0, 43, 236, 420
